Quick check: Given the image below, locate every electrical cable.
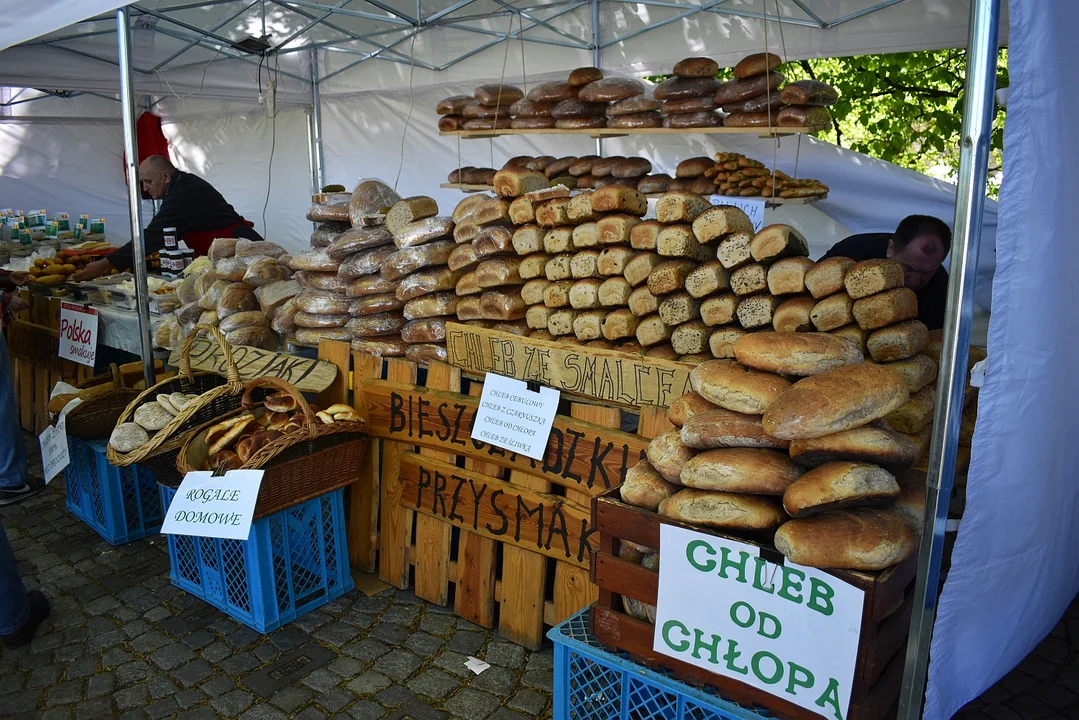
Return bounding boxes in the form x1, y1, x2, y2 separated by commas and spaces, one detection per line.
153, 46, 222, 102
261, 53, 278, 233
393, 32, 420, 192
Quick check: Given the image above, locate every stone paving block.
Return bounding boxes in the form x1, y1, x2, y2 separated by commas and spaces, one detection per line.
375, 683, 415, 707
301, 667, 343, 693
269, 685, 314, 713
28, 664, 64, 688
315, 620, 361, 646
316, 686, 357, 713
408, 668, 460, 700
240, 703, 290, 720
115, 660, 153, 686
444, 688, 501, 719
1028, 681, 1076, 711
349, 671, 392, 695
382, 604, 422, 626
119, 620, 152, 639
525, 648, 554, 671
253, 643, 281, 663
243, 643, 334, 699
175, 689, 206, 710
329, 657, 366, 678
74, 697, 114, 720
201, 674, 237, 698
100, 648, 132, 669
294, 707, 329, 720
20, 650, 54, 670
292, 611, 331, 633
488, 709, 532, 720
508, 687, 549, 716
227, 627, 263, 649
180, 629, 216, 650
172, 658, 215, 689
378, 649, 423, 682
220, 651, 261, 675
0, 688, 39, 714
370, 622, 411, 645
343, 610, 375, 629
145, 697, 179, 719
446, 630, 486, 655
347, 699, 386, 720
176, 707, 219, 720
386, 698, 450, 720
113, 682, 149, 711
212, 688, 256, 716
342, 638, 390, 662
268, 628, 309, 652
485, 641, 527, 668
352, 596, 392, 614
85, 672, 115, 699
127, 630, 170, 654
433, 651, 476, 679
404, 631, 445, 656
200, 640, 234, 663
0, 669, 26, 693
419, 613, 457, 636
147, 675, 180, 700
470, 665, 517, 698
521, 668, 554, 693
149, 642, 196, 671
87, 629, 124, 653
45, 679, 84, 706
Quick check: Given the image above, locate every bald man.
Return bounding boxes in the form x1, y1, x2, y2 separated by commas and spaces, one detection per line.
74, 155, 263, 281
822, 214, 951, 330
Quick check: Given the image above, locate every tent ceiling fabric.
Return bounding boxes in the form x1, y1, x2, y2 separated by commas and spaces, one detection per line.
0, 0, 1008, 102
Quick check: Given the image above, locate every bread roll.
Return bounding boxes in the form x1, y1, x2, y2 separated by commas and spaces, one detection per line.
680, 448, 802, 494
868, 320, 929, 362
568, 279, 601, 310
730, 263, 767, 296
542, 280, 574, 308
647, 260, 696, 296
644, 344, 677, 360
598, 277, 632, 306
789, 424, 919, 469
708, 327, 746, 359
493, 169, 548, 198
519, 253, 552, 280
620, 460, 679, 511
803, 257, 855, 299
750, 224, 809, 263
658, 292, 700, 326
635, 314, 672, 347
885, 384, 936, 434
624, 252, 663, 288
733, 331, 863, 376
542, 226, 573, 254
733, 52, 782, 79
716, 232, 754, 271
573, 310, 607, 341
690, 359, 791, 414
766, 257, 816, 296
521, 279, 550, 306
670, 320, 709, 355
628, 286, 659, 317
570, 250, 600, 279
720, 93, 784, 114
646, 430, 695, 483
590, 186, 647, 216
326, 226, 393, 261
772, 296, 815, 333
884, 353, 937, 393
547, 309, 577, 336
659, 488, 786, 531
612, 157, 652, 179
630, 220, 662, 250
544, 254, 573, 282
736, 295, 783, 330
844, 259, 905, 299
700, 294, 737, 326
534, 198, 571, 228
601, 309, 639, 340
595, 215, 637, 246
810, 293, 855, 332
762, 363, 910, 440
774, 508, 916, 570
402, 291, 456, 320
852, 288, 919, 330
571, 223, 599, 249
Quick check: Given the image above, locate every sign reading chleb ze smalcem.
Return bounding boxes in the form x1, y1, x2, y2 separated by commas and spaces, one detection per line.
654, 526, 864, 720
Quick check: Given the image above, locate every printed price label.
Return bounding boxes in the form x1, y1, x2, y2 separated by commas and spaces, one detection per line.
58, 302, 99, 368
471, 373, 559, 460
160, 470, 264, 540
710, 195, 766, 232
39, 415, 70, 484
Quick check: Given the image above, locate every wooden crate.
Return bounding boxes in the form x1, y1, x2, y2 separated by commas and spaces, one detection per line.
590, 488, 918, 720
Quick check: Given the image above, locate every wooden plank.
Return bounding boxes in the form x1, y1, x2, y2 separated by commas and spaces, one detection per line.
440, 126, 816, 139
454, 381, 499, 628
412, 361, 459, 606
349, 351, 383, 573
438, 183, 824, 204
398, 452, 593, 571
362, 380, 647, 495
316, 339, 351, 408
169, 336, 338, 392
552, 404, 613, 624
378, 358, 418, 589
497, 466, 551, 650
439, 183, 493, 193
637, 405, 672, 439
444, 322, 691, 408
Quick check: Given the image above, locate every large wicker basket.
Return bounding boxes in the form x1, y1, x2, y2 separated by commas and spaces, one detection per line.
106, 325, 245, 484
64, 364, 141, 441
175, 376, 369, 518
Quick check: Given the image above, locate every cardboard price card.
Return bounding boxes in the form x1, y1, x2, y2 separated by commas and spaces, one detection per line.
653, 525, 865, 720
160, 470, 264, 541
471, 373, 559, 460
39, 415, 70, 484
58, 302, 99, 368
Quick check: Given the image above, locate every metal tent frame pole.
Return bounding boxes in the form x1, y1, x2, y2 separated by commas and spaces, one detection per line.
897, 0, 1001, 717
592, 0, 602, 156
310, 48, 325, 193
116, 7, 155, 388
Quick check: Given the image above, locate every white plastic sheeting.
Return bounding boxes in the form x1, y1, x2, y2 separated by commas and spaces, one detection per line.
924, 1, 1079, 717
0, 0, 129, 53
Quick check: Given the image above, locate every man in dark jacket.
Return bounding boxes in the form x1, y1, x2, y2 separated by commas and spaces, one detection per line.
822, 214, 951, 330
73, 155, 263, 281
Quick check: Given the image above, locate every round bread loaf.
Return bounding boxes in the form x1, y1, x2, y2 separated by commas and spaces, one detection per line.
653, 76, 721, 101
762, 363, 910, 440
663, 111, 720, 128
607, 96, 661, 116
511, 117, 557, 129
789, 424, 919, 469
646, 429, 695, 483
680, 448, 803, 494
568, 67, 603, 86
579, 77, 646, 103
612, 157, 652, 178
544, 157, 578, 179
568, 156, 601, 176
892, 469, 927, 530
551, 98, 608, 118
133, 402, 174, 432
659, 488, 787, 531
109, 422, 149, 453
438, 115, 463, 132
733, 52, 783, 79
556, 117, 606, 129
462, 117, 511, 130
673, 57, 719, 78
667, 391, 717, 427
608, 112, 662, 129
773, 508, 916, 570
436, 96, 471, 115
526, 81, 576, 103
660, 96, 719, 115
590, 156, 623, 178
680, 408, 789, 450
509, 98, 555, 117
637, 174, 672, 193
620, 460, 680, 511
474, 83, 524, 105
689, 359, 792, 415
782, 461, 900, 517
733, 331, 863, 376
675, 157, 714, 178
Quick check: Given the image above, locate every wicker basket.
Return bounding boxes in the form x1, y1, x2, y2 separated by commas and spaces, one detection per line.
175, 376, 369, 518
65, 364, 141, 441
106, 325, 245, 480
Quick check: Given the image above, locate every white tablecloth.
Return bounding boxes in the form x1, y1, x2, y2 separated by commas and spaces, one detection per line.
94, 305, 164, 354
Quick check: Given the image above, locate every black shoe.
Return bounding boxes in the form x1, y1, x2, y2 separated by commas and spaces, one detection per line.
0, 484, 40, 507
1, 591, 50, 648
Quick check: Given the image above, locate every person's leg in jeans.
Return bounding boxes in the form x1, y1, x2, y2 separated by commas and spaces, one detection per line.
0, 332, 31, 505
0, 523, 49, 647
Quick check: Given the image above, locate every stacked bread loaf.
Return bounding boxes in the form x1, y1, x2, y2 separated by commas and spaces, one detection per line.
437, 84, 523, 132
447, 166, 497, 186
717, 53, 836, 131
620, 335, 921, 574
655, 57, 722, 128
307, 191, 352, 249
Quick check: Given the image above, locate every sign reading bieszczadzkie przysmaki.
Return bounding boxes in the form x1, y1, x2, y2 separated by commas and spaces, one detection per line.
653, 525, 865, 720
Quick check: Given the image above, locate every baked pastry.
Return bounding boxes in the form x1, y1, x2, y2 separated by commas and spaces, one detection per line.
680, 448, 803, 494
789, 424, 920, 469
774, 508, 916, 570
109, 423, 150, 453
646, 430, 696, 483
680, 408, 787, 450
689, 359, 791, 414
659, 488, 786, 531
620, 460, 679, 511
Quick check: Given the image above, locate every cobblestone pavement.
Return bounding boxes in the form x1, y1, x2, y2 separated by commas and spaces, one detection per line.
1, 435, 1076, 719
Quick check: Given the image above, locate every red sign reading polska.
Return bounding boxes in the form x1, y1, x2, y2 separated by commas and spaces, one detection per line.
58, 301, 99, 368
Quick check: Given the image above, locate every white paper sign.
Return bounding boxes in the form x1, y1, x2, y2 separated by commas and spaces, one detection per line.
653, 525, 865, 720
39, 415, 70, 484
471, 373, 559, 460
58, 302, 99, 368
710, 195, 766, 232
160, 470, 264, 541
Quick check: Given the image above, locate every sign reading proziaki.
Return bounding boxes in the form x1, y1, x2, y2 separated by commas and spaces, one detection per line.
653, 525, 864, 720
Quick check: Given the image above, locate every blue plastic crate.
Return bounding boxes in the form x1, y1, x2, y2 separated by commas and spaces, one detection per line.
159, 486, 354, 633
549, 608, 771, 720
65, 436, 163, 545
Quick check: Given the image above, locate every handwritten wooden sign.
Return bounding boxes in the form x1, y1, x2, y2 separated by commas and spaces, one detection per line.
169, 337, 338, 393
363, 380, 648, 497
399, 452, 595, 569
444, 322, 693, 408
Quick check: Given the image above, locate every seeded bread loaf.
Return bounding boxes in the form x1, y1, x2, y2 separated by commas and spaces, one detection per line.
852, 288, 919, 330
671, 320, 710, 355
867, 320, 929, 362
736, 294, 784, 330
716, 232, 754, 270
655, 192, 712, 224
692, 206, 755, 244
647, 260, 696, 296
844, 259, 905, 299
811, 293, 855, 331
730, 263, 768, 296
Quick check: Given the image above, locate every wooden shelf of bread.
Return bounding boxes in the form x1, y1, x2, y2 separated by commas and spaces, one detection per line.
436, 54, 836, 137
443, 183, 825, 204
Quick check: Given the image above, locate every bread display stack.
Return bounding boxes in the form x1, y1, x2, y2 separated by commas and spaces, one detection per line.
452, 84, 524, 132
307, 191, 352, 249
715, 52, 786, 128
656, 57, 721, 128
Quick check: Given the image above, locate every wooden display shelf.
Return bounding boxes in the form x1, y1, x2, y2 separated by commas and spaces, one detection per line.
440, 182, 826, 204
440, 126, 818, 140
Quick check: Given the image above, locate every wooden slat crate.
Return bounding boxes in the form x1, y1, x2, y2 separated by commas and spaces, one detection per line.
590, 488, 918, 720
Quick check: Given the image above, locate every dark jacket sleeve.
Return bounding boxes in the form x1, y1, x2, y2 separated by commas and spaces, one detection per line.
0, 270, 15, 291
105, 180, 192, 270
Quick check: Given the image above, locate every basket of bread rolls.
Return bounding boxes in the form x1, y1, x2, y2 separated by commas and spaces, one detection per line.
50, 363, 142, 441
175, 376, 368, 519
107, 325, 246, 483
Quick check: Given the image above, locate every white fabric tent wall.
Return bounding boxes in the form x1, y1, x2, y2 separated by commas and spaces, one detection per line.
924, 1, 1079, 717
